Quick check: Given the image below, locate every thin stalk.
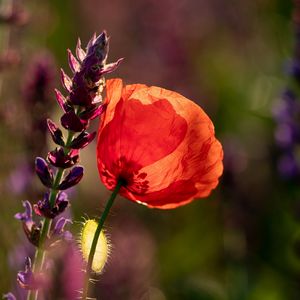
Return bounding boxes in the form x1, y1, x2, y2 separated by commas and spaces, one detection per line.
27, 131, 75, 300
81, 180, 123, 300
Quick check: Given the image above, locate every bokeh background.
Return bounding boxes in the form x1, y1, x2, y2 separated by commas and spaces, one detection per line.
1, 0, 299, 299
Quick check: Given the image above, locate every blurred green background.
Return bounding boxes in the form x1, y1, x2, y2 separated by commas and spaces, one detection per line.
1, 0, 300, 299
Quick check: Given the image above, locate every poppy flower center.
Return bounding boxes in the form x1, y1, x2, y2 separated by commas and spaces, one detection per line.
116, 156, 149, 194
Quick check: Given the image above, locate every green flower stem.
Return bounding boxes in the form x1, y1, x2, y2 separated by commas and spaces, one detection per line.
81, 180, 123, 300
27, 131, 75, 300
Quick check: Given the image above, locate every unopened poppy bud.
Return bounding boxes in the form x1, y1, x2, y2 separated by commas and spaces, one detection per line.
61, 110, 86, 132
47, 148, 79, 169
70, 131, 96, 149
35, 157, 54, 188
80, 219, 110, 273
58, 166, 84, 190
47, 119, 65, 146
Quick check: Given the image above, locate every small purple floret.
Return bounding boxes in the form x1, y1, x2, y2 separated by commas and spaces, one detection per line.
67, 49, 80, 73
54, 89, 70, 112
58, 166, 84, 190
79, 104, 106, 121
47, 148, 79, 169
34, 192, 69, 219
35, 157, 54, 188
53, 217, 72, 241
61, 110, 86, 132
15, 200, 32, 223
70, 131, 96, 149
60, 68, 72, 92
17, 257, 40, 290
47, 119, 65, 146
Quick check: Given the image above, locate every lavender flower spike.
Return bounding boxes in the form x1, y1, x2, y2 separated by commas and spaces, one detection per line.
19, 32, 122, 300
69, 31, 122, 107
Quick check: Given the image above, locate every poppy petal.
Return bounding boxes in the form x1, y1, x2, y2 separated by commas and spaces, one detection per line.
97, 79, 223, 209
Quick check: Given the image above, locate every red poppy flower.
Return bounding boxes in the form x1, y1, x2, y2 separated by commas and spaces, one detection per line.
97, 79, 223, 209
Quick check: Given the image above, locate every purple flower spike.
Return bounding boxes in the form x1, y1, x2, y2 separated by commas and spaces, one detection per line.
79, 104, 106, 121
35, 157, 54, 188
47, 148, 79, 169
70, 131, 96, 149
3, 292, 16, 300
61, 110, 86, 132
34, 192, 69, 219
59, 166, 84, 190
17, 257, 41, 290
67, 49, 80, 73
47, 119, 65, 146
60, 68, 72, 92
76, 38, 86, 62
54, 89, 70, 112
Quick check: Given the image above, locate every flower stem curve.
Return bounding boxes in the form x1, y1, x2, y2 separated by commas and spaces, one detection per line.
81, 180, 122, 300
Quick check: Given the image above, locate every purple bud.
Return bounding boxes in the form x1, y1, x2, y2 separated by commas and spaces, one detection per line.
70, 131, 96, 149
60, 68, 72, 92
54, 217, 72, 235
54, 89, 71, 112
59, 166, 84, 190
86, 32, 97, 50
47, 119, 65, 146
2, 293, 16, 300
15, 201, 41, 246
35, 157, 54, 188
15, 200, 32, 223
61, 110, 86, 132
47, 148, 79, 169
101, 58, 124, 75
67, 49, 80, 73
34, 192, 69, 219
79, 104, 106, 121
85, 31, 108, 61
76, 38, 86, 62
17, 257, 41, 290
